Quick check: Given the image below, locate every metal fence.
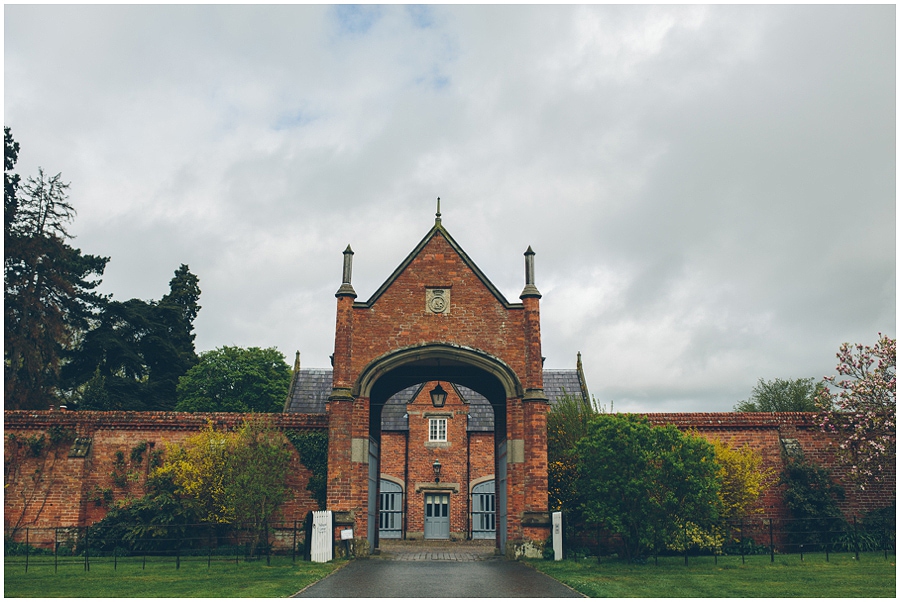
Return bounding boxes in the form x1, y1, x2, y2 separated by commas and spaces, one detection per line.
561, 515, 896, 564
5, 520, 313, 572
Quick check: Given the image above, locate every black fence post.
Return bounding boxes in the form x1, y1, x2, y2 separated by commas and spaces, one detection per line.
768, 519, 774, 563
853, 516, 860, 561
293, 520, 298, 562
209, 524, 213, 569
684, 524, 689, 567
84, 525, 90, 572
25, 527, 29, 573
266, 521, 270, 566
740, 519, 744, 565
55, 528, 59, 574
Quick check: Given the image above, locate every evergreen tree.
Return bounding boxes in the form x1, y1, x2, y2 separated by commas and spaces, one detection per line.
4, 130, 108, 409
63, 265, 200, 410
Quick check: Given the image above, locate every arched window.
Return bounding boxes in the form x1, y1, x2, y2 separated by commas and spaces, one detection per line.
471, 480, 496, 539
379, 479, 403, 539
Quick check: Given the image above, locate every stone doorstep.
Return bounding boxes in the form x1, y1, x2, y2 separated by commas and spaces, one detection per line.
375, 539, 499, 561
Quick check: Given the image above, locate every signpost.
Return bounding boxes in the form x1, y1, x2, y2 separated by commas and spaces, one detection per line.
552, 511, 563, 561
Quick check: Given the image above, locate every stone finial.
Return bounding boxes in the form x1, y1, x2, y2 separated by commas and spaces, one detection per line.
294, 351, 301, 373
435, 197, 442, 224
520, 245, 542, 299
335, 244, 357, 298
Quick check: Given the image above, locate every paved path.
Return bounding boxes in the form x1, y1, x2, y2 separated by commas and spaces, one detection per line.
293, 541, 583, 598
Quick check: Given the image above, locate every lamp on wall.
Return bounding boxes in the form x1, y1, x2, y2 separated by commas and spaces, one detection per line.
430, 384, 447, 407
432, 459, 442, 483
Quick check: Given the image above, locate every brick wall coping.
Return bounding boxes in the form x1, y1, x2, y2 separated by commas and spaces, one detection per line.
644, 412, 820, 429
6, 410, 821, 431
4, 410, 328, 431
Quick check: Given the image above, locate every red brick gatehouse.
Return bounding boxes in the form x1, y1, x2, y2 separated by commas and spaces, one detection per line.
290, 206, 563, 556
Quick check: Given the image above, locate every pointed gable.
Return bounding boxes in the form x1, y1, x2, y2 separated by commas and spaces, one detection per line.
353, 222, 522, 310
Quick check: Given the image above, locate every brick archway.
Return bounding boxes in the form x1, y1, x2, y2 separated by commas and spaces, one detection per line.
325, 211, 550, 555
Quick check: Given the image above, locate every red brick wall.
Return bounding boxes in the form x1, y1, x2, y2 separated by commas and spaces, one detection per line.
348, 233, 528, 381
468, 433, 495, 481
645, 412, 895, 519
6, 409, 893, 549
4, 410, 327, 539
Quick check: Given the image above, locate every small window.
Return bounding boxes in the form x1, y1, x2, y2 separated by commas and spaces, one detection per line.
429, 418, 447, 442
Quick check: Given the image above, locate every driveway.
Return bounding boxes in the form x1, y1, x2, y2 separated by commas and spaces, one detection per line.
293, 541, 583, 598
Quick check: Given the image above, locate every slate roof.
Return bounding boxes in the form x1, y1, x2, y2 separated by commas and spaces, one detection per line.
543, 369, 589, 406
284, 368, 333, 414
283, 364, 589, 433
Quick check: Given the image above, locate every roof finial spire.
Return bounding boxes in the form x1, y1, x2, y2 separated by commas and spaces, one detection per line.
435, 197, 441, 223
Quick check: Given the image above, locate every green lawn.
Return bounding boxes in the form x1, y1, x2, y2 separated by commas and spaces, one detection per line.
527, 552, 896, 598
4, 555, 347, 598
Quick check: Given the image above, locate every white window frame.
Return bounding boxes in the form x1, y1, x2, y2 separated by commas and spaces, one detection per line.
428, 418, 447, 442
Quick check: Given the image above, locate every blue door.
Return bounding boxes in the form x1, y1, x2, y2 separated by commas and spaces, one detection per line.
471, 480, 496, 539
379, 480, 403, 539
424, 493, 450, 539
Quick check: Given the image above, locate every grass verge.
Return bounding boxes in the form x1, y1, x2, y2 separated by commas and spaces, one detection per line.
4, 555, 347, 598
526, 552, 896, 597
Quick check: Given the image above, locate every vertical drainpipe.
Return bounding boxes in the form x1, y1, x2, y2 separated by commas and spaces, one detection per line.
466, 417, 471, 540
404, 420, 409, 539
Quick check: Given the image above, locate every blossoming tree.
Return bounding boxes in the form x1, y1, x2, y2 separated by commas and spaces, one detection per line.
816, 334, 896, 492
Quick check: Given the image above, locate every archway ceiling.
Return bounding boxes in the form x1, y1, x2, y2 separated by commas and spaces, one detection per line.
369, 361, 507, 407
368, 360, 509, 440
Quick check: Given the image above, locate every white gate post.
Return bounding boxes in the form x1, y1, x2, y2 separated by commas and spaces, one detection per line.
552, 511, 563, 561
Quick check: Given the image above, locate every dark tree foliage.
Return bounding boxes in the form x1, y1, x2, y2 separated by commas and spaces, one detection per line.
4, 130, 109, 409
779, 454, 845, 551
5, 127, 21, 238
547, 391, 598, 514
575, 414, 721, 561
284, 430, 329, 509
88, 472, 205, 553
62, 265, 200, 411
175, 346, 290, 413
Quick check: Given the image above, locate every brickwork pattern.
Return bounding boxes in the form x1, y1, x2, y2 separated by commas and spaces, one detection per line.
328, 226, 551, 546
4, 410, 326, 534
379, 385, 499, 539
4, 409, 894, 545
348, 233, 528, 382
646, 412, 895, 519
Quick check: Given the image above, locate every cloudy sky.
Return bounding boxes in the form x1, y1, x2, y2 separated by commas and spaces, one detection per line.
5, 5, 895, 412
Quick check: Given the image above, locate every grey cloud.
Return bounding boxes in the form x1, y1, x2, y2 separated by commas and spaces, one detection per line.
5, 5, 893, 411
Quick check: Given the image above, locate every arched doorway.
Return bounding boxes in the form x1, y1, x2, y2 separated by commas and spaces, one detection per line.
358, 343, 520, 551
325, 212, 551, 556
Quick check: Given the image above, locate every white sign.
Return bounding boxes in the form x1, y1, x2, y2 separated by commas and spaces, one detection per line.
552, 511, 563, 561
341, 529, 354, 541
